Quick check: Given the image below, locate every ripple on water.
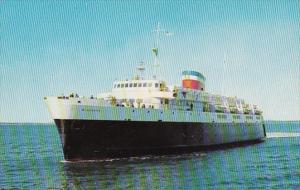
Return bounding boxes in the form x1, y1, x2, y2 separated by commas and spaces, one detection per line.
1, 122, 300, 189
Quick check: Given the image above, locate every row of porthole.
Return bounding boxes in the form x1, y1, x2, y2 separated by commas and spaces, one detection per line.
81, 107, 258, 121
133, 110, 191, 115
131, 110, 252, 119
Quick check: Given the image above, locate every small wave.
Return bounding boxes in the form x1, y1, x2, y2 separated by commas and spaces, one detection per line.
61, 158, 120, 163
267, 132, 300, 138
60, 152, 207, 163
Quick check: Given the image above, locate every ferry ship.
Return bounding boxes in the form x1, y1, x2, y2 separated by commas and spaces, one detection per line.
45, 25, 266, 161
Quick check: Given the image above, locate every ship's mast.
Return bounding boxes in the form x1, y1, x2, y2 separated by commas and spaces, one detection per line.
221, 52, 227, 95
152, 23, 172, 80
136, 61, 145, 80
152, 23, 161, 79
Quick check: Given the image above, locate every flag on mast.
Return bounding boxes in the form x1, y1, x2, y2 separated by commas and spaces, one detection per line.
152, 48, 158, 56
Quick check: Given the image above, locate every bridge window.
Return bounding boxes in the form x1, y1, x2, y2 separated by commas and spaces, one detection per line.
246, 116, 253, 119
117, 84, 120, 88
125, 83, 128, 88
155, 83, 159, 88
143, 83, 147, 87
129, 83, 133, 87
138, 83, 142, 87
134, 83, 137, 87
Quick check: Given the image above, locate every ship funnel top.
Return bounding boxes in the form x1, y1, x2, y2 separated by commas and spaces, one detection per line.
182, 70, 206, 91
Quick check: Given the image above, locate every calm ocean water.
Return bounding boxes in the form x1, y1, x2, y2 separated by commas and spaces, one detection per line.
0, 121, 299, 189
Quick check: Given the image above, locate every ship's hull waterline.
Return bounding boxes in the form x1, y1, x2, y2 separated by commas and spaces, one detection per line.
54, 119, 266, 161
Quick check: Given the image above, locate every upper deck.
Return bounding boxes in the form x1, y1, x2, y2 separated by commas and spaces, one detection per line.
98, 78, 174, 101
112, 79, 168, 93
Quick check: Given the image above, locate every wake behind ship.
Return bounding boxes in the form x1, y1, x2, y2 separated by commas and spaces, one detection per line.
45, 25, 266, 161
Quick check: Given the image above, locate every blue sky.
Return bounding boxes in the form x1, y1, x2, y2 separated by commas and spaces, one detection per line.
0, 0, 299, 122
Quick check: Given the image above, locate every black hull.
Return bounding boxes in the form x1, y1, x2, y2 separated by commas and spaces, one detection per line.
54, 119, 266, 161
